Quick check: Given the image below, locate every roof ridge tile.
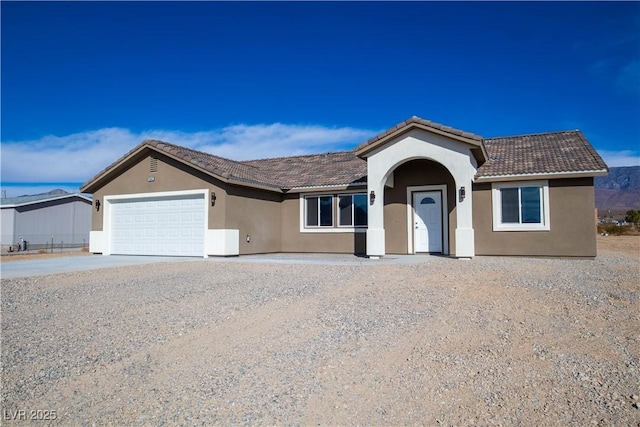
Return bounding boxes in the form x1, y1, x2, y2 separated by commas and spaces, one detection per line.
484, 129, 577, 140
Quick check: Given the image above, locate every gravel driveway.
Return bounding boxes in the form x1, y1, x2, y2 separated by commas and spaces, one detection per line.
1, 236, 639, 425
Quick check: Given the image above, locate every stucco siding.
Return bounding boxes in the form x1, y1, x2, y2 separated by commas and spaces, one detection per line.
280, 195, 365, 254
91, 152, 228, 231
473, 178, 597, 257
225, 186, 283, 255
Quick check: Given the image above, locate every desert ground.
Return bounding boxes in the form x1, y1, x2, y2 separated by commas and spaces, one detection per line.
1, 236, 638, 426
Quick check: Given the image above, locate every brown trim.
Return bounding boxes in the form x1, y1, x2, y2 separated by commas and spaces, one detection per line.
475, 169, 608, 183
289, 183, 367, 193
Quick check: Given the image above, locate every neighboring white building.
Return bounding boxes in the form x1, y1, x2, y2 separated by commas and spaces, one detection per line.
0, 191, 92, 250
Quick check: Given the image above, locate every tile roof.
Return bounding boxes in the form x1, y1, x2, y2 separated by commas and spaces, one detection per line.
144, 140, 280, 189
148, 141, 367, 189
477, 130, 608, 178
81, 140, 367, 193
355, 116, 483, 153
81, 119, 608, 193
244, 151, 367, 189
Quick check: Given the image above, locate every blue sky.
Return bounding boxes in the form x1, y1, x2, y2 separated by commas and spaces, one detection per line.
1, 1, 639, 197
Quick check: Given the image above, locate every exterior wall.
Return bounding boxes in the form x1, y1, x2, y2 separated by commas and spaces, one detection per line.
1, 208, 16, 246
473, 177, 598, 257
384, 159, 457, 254
12, 198, 91, 246
91, 152, 227, 232
280, 195, 366, 254
225, 186, 283, 255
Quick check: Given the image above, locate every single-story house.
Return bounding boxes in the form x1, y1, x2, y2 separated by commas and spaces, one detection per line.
80, 116, 608, 258
1, 191, 92, 250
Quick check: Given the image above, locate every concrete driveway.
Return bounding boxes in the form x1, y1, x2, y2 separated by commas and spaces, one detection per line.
0, 255, 200, 279
1, 252, 437, 279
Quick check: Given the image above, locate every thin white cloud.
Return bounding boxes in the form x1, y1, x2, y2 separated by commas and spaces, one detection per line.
1, 128, 141, 183
616, 60, 640, 95
598, 149, 640, 168
588, 59, 612, 77
0, 124, 377, 184
194, 123, 375, 161
588, 55, 639, 96
4, 124, 635, 196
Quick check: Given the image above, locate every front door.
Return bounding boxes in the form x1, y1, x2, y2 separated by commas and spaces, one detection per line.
413, 191, 443, 253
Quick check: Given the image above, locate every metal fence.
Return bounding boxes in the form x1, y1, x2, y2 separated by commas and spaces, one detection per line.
1, 234, 89, 254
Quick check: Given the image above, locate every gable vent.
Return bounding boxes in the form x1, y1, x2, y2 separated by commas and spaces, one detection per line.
150, 156, 158, 173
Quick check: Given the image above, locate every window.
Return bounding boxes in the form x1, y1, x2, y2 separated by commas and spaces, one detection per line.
492, 181, 550, 231
338, 194, 368, 227
302, 192, 368, 231
305, 196, 333, 227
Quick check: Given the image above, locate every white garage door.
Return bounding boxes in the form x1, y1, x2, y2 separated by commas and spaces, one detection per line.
110, 193, 205, 256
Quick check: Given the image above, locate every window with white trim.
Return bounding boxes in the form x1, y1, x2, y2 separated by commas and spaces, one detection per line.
305, 195, 333, 227
492, 181, 550, 231
338, 194, 368, 227
303, 193, 368, 229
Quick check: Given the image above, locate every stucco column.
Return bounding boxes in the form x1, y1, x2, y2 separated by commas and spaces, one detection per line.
366, 173, 386, 258
455, 177, 475, 258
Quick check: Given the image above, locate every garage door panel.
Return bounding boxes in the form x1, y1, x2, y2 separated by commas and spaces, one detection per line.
110, 193, 205, 256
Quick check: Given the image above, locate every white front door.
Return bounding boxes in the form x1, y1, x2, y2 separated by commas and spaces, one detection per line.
413, 191, 443, 253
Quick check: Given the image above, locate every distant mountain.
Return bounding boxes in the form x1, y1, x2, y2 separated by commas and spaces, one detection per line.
18, 189, 70, 198
595, 166, 640, 212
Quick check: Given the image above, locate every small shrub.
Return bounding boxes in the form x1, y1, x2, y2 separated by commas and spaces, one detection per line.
597, 224, 638, 236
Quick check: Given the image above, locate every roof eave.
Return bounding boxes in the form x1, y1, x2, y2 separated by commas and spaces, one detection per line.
0, 193, 93, 208
474, 169, 609, 183
471, 145, 488, 166
80, 142, 284, 194
80, 142, 151, 193
287, 182, 368, 193
226, 178, 284, 193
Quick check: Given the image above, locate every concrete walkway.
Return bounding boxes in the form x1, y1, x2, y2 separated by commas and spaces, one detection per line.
1, 252, 443, 279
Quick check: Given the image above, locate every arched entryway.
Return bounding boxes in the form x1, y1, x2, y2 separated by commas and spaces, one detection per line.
355, 122, 483, 258
383, 159, 456, 255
